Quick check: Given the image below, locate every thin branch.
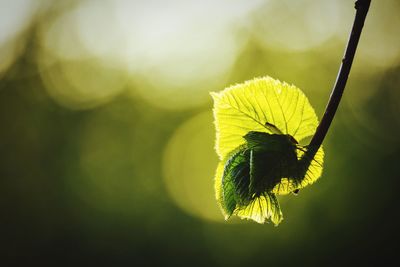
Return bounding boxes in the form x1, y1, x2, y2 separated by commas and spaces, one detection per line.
308, 0, 371, 152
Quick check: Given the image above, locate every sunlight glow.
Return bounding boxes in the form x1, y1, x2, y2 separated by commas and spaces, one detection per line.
162, 112, 223, 222
0, 0, 39, 75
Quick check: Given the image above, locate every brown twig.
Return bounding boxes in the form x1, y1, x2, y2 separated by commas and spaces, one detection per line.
308, 0, 371, 152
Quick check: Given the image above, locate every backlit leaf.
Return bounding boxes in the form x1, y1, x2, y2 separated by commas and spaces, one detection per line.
211, 76, 319, 159
212, 76, 324, 225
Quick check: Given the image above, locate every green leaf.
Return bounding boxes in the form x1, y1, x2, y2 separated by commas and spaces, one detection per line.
211, 77, 319, 160
211, 76, 324, 225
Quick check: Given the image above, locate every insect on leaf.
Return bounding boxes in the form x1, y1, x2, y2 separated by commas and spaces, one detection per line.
211, 76, 324, 225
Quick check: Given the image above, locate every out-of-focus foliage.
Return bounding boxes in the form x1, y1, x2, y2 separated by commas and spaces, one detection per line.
1, 0, 400, 266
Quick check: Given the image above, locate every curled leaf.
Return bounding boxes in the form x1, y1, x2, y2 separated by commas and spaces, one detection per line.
212, 76, 324, 225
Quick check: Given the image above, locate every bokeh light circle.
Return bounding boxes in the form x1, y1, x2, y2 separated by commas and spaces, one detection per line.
37, 50, 127, 110
252, 0, 349, 52
162, 111, 223, 222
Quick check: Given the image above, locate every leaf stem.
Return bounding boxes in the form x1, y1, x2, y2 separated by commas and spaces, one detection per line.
308, 0, 371, 152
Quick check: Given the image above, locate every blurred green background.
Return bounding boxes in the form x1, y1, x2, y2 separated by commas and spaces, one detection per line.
1, 0, 399, 266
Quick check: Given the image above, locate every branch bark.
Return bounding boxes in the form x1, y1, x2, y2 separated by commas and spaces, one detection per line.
308, 0, 371, 152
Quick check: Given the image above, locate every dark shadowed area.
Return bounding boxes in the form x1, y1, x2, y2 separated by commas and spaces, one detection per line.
1, 0, 399, 266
